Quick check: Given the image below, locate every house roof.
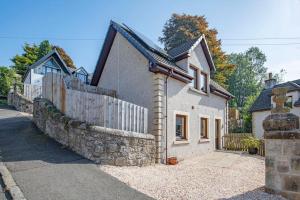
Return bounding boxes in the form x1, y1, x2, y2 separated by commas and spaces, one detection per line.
22, 49, 72, 81
210, 79, 234, 99
167, 37, 216, 71
91, 20, 231, 99
91, 21, 194, 86
168, 38, 199, 58
250, 79, 300, 112
72, 66, 88, 75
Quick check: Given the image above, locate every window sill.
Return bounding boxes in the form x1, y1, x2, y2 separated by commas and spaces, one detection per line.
174, 140, 190, 145
199, 139, 210, 143
188, 87, 208, 96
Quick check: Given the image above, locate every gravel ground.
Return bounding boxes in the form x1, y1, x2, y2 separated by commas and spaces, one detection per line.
99, 151, 286, 200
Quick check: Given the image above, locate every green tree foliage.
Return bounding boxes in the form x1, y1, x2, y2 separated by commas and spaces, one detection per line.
0, 67, 17, 96
11, 40, 75, 77
228, 47, 267, 108
240, 93, 259, 132
159, 13, 235, 87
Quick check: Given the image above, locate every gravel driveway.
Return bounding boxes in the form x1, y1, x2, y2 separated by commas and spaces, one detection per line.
99, 151, 286, 200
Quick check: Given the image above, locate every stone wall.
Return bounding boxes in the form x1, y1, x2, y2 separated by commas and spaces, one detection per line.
265, 134, 300, 199
33, 98, 156, 166
263, 87, 300, 200
7, 92, 33, 114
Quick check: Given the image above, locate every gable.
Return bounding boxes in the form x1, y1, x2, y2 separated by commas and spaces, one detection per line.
189, 42, 211, 74
91, 21, 193, 86
22, 49, 71, 82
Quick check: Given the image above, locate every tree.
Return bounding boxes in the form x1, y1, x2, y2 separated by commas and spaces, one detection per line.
11, 40, 75, 77
159, 14, 234, 87
0, 67, 17, 96
228, 47, 267, 108
53, 46, 76, 69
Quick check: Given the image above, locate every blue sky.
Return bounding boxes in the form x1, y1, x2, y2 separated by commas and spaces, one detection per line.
1, 0, 300, 81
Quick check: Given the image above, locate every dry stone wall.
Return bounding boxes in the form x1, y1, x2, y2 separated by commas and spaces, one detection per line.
33, 98, 155, 166
7, 92, 33, 114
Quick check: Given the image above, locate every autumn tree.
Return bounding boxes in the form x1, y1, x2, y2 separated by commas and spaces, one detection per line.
159, 14, 234, 87
53, 46, 75, 69
11, 40, 75, 77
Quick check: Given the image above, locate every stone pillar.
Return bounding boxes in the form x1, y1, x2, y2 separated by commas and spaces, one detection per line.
263, 87, 300, 200
152, 73, 165, 163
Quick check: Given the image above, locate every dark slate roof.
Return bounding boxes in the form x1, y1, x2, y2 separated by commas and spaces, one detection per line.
250, 79, 300, 112
92, 21, 228, 96
168, 38, 199, 58
210, 79, 234, 98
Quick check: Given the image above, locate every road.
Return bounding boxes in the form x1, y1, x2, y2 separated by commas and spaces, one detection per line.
0, 105, 153, 200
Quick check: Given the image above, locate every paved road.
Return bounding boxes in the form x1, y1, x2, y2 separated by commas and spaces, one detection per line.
0, 106, 153, 200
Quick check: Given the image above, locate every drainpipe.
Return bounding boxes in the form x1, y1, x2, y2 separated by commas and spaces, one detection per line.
165, 69, 173, 164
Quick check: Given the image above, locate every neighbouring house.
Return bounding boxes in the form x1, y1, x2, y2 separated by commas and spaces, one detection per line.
68, 66, 90, 84
250, 73, 300, 138
23, 49, 90, 86
91, 21, 233, 163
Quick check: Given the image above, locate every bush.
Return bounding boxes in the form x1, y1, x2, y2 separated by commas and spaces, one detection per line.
241, 136, 261, 149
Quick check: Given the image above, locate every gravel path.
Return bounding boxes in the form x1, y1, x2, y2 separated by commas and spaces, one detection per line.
99, 151, 286, 200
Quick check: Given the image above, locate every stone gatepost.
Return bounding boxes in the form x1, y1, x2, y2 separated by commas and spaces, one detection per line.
263, 87, 300, 200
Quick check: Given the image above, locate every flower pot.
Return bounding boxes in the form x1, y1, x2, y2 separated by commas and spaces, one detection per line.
248, 147, 258, 155
167, 157, 178, 165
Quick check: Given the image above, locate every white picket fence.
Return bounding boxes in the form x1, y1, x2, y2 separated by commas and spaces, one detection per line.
42, 73, 148, 134
24, 84, 42, 101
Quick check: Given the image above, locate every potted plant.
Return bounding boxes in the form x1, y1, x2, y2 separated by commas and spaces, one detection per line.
241, 136, 261, 154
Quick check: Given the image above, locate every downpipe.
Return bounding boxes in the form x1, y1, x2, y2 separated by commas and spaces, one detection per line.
165, 69, 173, 165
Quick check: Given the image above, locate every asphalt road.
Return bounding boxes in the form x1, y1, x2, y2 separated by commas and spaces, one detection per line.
0, 105, 153, 200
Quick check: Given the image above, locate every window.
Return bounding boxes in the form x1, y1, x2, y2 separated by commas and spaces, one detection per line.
200, 72, 208, 93
200, 117, 209, 139
176, 115, 187, 140
76, 72, 87, 83
285, 96, 293, 108
190, 65, 199, 89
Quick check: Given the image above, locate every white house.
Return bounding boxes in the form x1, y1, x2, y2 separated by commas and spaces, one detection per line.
250, 73, 300, 138
91, 21, 233, 163
23, 49, 90, 86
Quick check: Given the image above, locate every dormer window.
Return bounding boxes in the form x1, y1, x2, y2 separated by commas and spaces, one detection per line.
189, 65, 199, 90
200, 72, 208, 93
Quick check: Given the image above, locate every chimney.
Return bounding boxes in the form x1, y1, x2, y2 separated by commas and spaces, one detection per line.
265, 73, 277, 89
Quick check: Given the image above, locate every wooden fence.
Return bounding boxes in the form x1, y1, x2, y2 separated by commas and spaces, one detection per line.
42, 73, 148, 134
23, 84, 42, 101
222, 133, 265, 156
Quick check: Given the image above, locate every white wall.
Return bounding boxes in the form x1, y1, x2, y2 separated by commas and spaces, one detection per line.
165, 77, 226, 160
97, 33, 228, 161
30, 69, 44, 86
98, 33, 154, 131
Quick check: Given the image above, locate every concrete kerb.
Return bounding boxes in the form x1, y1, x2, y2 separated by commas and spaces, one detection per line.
0, 162, 26, 200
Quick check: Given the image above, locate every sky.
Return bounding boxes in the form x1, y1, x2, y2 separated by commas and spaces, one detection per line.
0, 0, 300, 81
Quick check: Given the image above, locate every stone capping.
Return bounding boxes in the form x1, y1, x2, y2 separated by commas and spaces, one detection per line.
88, 126, 154, 140
265, 130, 300, 139
263, 113, 299, 132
